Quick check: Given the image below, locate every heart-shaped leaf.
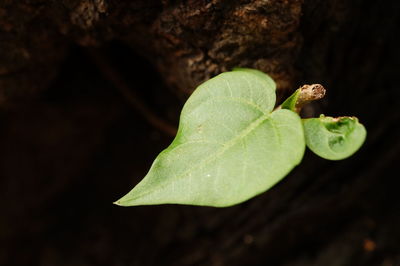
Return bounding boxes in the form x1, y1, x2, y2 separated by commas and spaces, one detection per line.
115, 69, 305, 207
303, 115, 366, 160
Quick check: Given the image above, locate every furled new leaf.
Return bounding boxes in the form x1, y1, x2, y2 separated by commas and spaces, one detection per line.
280, 88, 301, 111
303, 115, 366, 160
115, 69, 305, 207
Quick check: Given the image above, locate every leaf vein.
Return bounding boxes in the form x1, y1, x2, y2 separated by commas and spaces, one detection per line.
132, 113, 272, 201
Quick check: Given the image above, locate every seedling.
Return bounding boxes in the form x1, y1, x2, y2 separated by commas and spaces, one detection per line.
115, 68, 366, 207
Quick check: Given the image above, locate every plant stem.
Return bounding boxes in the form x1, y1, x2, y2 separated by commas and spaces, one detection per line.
279, 84, 326, 113
295, 84, 326, 113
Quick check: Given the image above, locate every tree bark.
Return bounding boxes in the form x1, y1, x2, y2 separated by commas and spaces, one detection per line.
1, 0, 399, 265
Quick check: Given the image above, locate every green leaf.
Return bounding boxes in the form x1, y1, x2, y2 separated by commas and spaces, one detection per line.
280, 88, 301, 111
115, 69, 305, 207
303, 115, 367, 160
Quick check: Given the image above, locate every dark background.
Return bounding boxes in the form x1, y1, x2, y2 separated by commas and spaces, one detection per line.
1, 1, 400, 265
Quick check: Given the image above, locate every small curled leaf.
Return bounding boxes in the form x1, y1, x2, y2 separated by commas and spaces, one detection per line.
280, 89, 300, 111
303, 115, 366, 160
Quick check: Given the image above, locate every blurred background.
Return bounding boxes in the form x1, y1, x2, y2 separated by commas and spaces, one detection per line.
1, 1, 399, 265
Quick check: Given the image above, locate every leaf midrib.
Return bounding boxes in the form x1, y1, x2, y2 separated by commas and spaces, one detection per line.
128, 112, 276, 203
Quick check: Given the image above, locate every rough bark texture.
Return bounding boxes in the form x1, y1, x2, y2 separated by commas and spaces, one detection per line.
1, 0, 399, 265
1, 0, 303, 105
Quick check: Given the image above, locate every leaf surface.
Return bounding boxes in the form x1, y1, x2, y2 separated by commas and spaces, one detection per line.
303, 115, 366, 160
116, 69, 305, 207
